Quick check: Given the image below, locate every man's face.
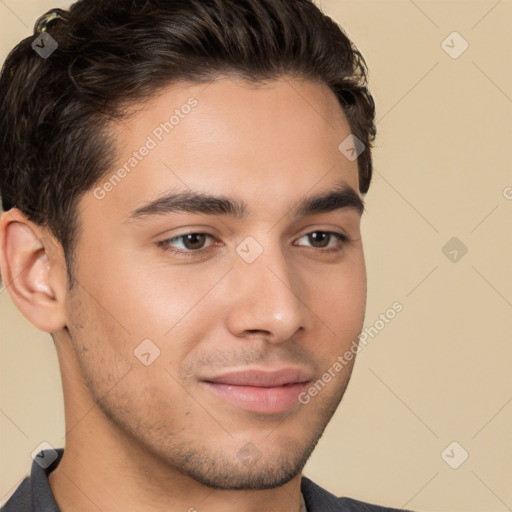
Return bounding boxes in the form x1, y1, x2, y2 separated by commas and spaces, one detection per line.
64, 76, 366, 489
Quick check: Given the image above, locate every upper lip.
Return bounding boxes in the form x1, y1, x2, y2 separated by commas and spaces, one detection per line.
202, 368, 313, 387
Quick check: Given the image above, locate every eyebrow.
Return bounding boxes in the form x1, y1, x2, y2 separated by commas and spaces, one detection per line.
125, 182, 364, 222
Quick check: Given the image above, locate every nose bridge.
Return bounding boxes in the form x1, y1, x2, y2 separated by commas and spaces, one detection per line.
224, 234, 305, 342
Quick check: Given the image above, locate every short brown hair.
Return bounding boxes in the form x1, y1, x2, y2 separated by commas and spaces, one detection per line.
0, 0, 376, 287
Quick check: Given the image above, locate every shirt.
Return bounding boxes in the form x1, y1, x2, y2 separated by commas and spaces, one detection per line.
1, 449, 415, 512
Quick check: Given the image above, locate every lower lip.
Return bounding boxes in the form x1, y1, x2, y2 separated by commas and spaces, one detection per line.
202, 382, 310, 414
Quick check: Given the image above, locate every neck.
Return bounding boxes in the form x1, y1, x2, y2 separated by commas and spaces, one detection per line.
48, 437, 305, 512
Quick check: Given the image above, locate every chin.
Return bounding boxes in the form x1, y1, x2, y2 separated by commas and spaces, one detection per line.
168, 428, 325, 490
182, 456, 303, 490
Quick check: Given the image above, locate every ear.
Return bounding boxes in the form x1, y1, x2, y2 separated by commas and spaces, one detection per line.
0, 208, 67, 333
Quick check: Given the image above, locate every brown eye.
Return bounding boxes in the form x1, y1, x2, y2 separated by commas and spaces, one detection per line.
159, 233, 215, 255
180, 233, 209, 250
295, 231, 348, 251
307, 231, 330, 248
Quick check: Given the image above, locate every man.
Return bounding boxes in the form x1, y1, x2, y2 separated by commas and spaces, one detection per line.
0, 1, 413, 511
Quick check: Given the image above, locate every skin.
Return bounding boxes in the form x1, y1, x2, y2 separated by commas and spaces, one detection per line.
0, 76, 367, 512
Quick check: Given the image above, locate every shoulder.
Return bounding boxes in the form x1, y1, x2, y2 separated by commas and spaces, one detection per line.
1, 477, 33, 512
1, 448, 63, 512
301, 476, 416, 512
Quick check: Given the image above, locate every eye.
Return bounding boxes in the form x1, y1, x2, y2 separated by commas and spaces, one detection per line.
158, 232, 216, 256
294, 231, 349, 252
157, 230, 350, 258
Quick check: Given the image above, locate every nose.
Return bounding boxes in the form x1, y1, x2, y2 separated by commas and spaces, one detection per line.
223, 240, 306, 343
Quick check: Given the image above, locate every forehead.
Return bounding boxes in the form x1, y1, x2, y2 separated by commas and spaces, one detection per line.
84, 77, 360, 223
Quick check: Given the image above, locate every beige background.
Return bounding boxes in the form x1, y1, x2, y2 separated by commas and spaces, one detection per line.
1, 1, 511, 511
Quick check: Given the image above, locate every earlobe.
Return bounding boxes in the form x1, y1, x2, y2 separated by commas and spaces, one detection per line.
0, 208, 67, 333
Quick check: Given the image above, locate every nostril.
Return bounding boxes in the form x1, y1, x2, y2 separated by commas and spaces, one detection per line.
245, 330, 272, 339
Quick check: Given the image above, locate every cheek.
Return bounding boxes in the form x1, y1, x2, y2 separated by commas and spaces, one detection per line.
345, 255, 367, 324
307, 252, 366, 351
64, 290, 132, 404
77, 239, 205, 338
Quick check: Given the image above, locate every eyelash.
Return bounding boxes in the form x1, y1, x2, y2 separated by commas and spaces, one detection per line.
157, 231, 351, 258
